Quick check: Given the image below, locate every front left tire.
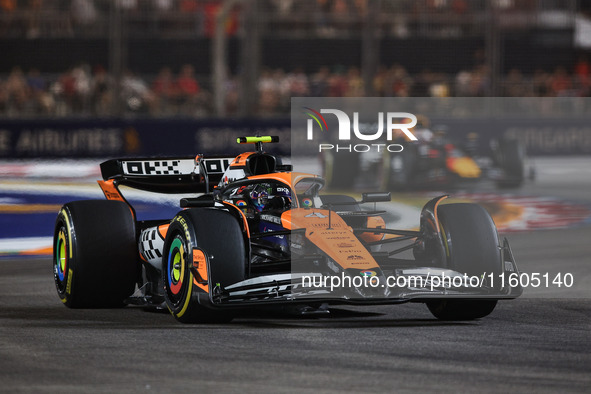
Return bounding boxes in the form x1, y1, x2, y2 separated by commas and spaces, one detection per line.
162, 208, 247, 323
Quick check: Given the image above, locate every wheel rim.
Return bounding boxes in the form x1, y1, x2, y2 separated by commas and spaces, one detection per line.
54, 226, 69, 293
166, 236, 186, 303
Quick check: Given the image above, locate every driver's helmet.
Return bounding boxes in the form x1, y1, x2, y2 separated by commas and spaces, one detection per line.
414, 128, 433, 142
263, 185, 292, 212
432, 124, 448, 136
250, 185, 269, 212
431, 125, 448, 146
413, 115, 433, 142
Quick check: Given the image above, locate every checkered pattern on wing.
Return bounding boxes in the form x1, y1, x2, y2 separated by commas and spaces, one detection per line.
153, 160, 181, 175
139, 228, 164, 262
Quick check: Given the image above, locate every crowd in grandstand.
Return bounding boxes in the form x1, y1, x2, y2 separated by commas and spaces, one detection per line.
0, 1, 585, 116
0, 0, 241, 38
1, 0, 569, 39
0, 63, 207, 116
1, 59, 589, 117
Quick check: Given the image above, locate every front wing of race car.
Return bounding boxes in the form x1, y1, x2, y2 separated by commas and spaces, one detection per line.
194, 230, 522, 308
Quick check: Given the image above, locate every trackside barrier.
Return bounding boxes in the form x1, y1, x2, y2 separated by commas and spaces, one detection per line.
0, 118, 588, 158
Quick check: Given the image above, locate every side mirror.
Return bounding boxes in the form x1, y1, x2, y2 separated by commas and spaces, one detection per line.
276, 164, 293, 171
361, 192, 391, 203
180, 195, 215, 208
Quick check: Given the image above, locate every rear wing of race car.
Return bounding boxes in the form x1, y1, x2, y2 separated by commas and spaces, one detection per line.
99, 136, 285, 195
100, 155, 234, 194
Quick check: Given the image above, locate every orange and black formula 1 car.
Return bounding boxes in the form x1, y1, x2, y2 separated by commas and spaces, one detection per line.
53, 136, 522, 323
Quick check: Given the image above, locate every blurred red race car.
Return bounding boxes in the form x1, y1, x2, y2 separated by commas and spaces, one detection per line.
323, 123, 534, 191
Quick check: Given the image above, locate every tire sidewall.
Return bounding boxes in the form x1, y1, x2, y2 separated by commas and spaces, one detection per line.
162, 209, 243, 323
438, 203, 503, 284
162, 215, 198, 321
53, 207, 75, 306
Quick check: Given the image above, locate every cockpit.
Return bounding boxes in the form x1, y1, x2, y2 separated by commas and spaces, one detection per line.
219, 176, 325, 217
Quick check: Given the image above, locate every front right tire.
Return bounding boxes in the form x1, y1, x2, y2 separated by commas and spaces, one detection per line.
425, 203, 502, 320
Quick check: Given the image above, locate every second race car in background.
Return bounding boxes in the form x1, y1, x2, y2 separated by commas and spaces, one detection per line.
323, 121, 535, 191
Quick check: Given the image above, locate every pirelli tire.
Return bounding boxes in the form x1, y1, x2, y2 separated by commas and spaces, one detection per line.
162, 208, 247, 324
426, 203, 502, 320
53, 200, 138, 308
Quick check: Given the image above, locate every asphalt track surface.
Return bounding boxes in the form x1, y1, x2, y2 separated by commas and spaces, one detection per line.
1, 158, 591, 393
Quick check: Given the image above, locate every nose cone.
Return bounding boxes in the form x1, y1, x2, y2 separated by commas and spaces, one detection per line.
343, 269, 391, 299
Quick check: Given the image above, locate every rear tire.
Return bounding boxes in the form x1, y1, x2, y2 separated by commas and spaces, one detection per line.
495, 138, 525, 189
53, 200, 138, 308
162, 208, 246, 323
426, 203, 502, 320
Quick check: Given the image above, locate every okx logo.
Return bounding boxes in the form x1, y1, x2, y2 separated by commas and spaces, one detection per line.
303, 108, 418, 153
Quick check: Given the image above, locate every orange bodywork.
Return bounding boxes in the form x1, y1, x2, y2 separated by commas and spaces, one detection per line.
98, 179, 135, 219
221, 201, 250, 236
247, 172, 320, 188
231, 152, 256, 167
158, 224, 170, 240
247, 171, 292, 185
359, 216, 386, 243
433, 196, 448, 237
283, 208, 379, 270
192, 249, 209, 293
97, 179, 125, 202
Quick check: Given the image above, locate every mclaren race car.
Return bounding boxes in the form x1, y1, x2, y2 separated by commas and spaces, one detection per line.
53, 136, 522, 323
